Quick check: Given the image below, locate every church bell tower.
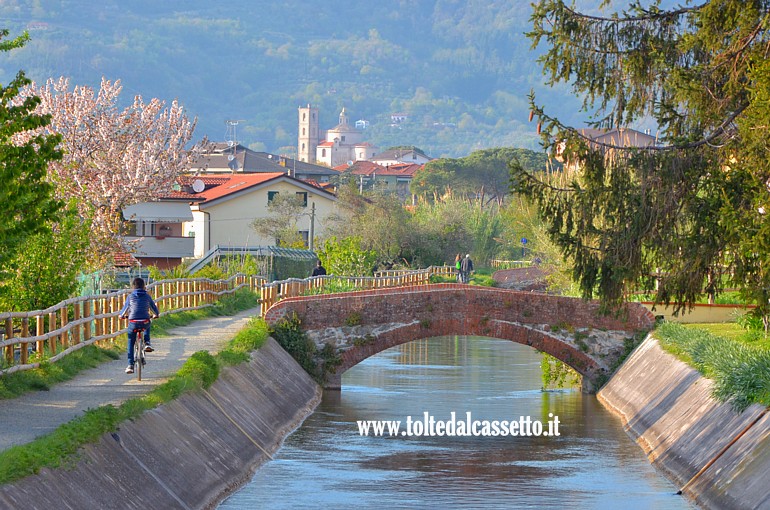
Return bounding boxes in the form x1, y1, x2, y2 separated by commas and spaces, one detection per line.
298, 104, 319, 163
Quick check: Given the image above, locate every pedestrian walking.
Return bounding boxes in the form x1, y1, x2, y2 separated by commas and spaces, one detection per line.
460, 253, 474, 283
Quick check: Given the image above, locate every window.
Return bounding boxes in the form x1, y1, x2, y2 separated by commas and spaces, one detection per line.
302, 127, 306, 136
302, 113, 306, 121
321, 148, 326, 157
341, 135, 346, 142
268, 191, 279, 203
296, 192, 308, 207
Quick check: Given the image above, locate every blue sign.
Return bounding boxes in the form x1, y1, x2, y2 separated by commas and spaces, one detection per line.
521, 237, 528, 245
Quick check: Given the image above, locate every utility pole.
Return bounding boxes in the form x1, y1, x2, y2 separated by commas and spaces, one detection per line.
309, 202, 316, 251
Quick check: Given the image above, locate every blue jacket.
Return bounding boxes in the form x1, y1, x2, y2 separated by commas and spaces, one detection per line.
119, 289, 160, 320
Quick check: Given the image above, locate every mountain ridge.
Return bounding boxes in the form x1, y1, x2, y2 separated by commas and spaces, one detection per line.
0, 0, 587, 158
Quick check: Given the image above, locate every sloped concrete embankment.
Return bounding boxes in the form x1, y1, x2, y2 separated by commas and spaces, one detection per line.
0, 338, 322, 510
598, 336, 770, 510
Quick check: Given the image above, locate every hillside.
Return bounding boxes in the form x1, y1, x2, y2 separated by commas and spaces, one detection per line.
0, 0, 588, 158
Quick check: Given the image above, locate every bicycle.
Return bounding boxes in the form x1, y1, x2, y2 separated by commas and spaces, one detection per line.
129, 319, 152, 381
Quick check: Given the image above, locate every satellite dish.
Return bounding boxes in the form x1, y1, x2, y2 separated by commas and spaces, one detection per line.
227, 155, 235, 161
228, 159, 240, 171
192, 179, 205, 193
227, 140, 235, 147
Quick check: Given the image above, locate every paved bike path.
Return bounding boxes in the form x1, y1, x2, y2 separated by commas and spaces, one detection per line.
0, 307, 260, 452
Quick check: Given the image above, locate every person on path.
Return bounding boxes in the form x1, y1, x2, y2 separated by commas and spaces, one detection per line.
455, 253, 462, 282
460, 253, 474, 284
119, 277, 160, 374
312, 260, 327, 276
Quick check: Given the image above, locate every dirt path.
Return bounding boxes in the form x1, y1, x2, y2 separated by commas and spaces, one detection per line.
0, 307, 260, 451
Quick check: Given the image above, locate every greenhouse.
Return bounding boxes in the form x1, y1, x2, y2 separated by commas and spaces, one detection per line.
186, 245, 318, 281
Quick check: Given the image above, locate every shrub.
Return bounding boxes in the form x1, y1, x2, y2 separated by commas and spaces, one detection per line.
656, 322, 770, 410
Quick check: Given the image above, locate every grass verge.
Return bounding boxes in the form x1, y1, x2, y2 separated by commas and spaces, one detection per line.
429, 267, 497, 287
655, 321, 770, 411
0, 289, 259, 401
0, 316, 269, 485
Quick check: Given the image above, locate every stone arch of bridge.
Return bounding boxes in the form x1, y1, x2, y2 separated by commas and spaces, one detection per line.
263, 284, 654, 393
322, 322, 604, 392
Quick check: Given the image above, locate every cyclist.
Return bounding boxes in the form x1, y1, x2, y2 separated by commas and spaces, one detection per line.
119, 277, 160, 374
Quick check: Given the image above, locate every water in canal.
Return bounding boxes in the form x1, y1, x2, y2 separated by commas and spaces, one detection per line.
219, 336, 693, 509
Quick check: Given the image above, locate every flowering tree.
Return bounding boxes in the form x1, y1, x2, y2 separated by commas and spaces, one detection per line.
17, 77, 199, 267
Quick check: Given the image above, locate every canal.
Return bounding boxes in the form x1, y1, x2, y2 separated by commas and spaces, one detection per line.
219, 336, 693, 509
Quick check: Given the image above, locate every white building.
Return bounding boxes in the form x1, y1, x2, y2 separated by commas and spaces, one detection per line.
299, 106, 378, 168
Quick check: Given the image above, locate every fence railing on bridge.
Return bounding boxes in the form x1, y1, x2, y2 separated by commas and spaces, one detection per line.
259, 265, 455, 317
0, 266, 455, 376
490, 260, 532, 269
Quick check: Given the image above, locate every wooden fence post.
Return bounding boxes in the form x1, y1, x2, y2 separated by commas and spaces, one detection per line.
83, 300, 92, 343
94, 299, 102, 344
4, 318, 13, 366
20, 318, 29, 365
60, 306, 69, 349
36, 315, 45, 356
72, 302, 81, 345
110, 296, 118, 340
48, 312, 57, 355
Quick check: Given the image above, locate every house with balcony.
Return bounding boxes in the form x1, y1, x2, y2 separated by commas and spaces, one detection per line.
185, 172, 338, 258
122, 197, 201, 269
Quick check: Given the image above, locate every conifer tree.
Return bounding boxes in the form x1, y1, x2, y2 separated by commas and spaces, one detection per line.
512, 0, 770, 318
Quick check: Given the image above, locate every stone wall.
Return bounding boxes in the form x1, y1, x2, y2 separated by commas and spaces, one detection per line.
0, 339, 321, 510
598, 335, 770, 509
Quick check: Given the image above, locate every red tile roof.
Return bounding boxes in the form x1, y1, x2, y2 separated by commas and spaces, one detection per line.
380, 163, 422, 176
113, 251, 140, 268
338, 160, 422, 177
197, 172, 286, 202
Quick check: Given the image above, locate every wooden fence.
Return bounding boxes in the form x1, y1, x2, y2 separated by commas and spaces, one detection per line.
259, 265, 455, 317
0, 266, 454, 376
0, 274, 264, 376
490, 260, 531, 269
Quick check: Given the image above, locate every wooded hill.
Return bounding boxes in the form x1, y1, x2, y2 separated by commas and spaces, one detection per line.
0, 0, 586, 158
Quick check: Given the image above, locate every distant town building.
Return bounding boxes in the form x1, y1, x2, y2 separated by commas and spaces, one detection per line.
309, 107, 378, 168
336, 160, 423, 203
190, 142, 338, 183
390, 112, 408, 124
556, 127, 658, 173
370, 148, 432, 166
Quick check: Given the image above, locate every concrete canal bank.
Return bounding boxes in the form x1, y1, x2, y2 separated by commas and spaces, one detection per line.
0, 338, 321, 510
3, 331, 768, 509
598, 335, 770, 510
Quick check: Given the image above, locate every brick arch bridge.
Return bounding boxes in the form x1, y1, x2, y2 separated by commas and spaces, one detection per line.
263, 284, 655, 392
